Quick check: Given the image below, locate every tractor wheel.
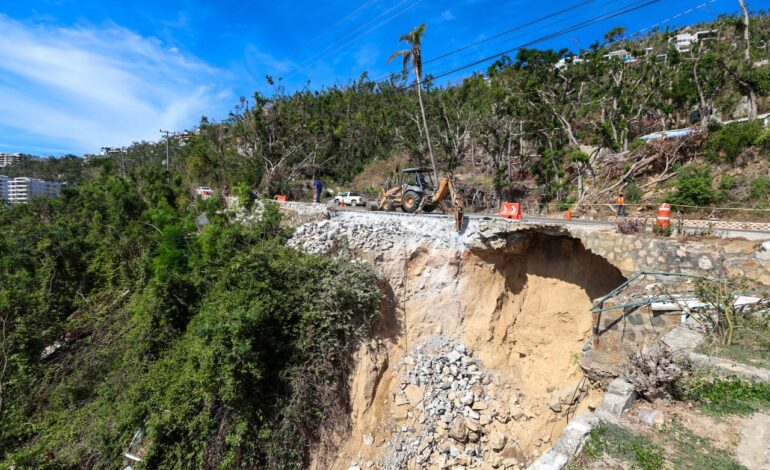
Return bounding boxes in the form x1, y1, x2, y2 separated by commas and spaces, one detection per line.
401, 191, 422, 213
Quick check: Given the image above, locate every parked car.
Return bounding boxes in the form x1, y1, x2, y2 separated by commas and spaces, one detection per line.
196, 186, 214, 199
333, 192, 366, 206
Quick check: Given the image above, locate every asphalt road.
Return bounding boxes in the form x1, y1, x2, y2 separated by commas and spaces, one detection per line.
327, 203, 770, 240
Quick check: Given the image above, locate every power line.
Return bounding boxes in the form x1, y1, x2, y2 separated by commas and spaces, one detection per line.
424, 0, 596, 66
310, 0, 426, 68
607, 0, 721, 46
303, 0, 380, 47
422, 0, 640, 74
403, 0, 661, 91
369, 0, 630, 85
299, 0, 421, 69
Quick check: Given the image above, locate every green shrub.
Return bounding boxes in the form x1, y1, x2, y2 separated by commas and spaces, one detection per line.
629, 138, 645, 152
718, 175, 737, 192
749, 177, 770, 203
233, 182, 255, 209
666, 167, 719, 208
556, 195, 576, 211
580, 424, 663, 470
676, 378, 770, 416
755, 126, 770, 148
624, 182, 643, 203
705, 121, 764, 161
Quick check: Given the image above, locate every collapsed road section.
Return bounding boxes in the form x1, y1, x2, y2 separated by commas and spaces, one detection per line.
285, 206, 770, 469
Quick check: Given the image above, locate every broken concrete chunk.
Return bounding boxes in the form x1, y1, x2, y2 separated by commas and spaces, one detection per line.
446, 350, 463, 363
491, 435, 507, 452
404, 384, 424, 407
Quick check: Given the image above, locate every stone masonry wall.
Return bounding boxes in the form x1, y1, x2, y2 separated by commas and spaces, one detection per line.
570, 227, 770, 285
581, 302, 684, 381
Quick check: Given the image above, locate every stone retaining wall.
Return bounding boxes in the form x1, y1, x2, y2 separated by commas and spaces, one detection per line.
567, 226, 770, 285
606, 216, 770, 233
581, 303, 684, 381
475, 219, 770, 286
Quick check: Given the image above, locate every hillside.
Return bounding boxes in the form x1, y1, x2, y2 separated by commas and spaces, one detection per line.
3, 8, 770, 470
17, 10, 767, 222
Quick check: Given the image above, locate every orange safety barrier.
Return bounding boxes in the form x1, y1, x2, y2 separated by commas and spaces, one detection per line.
566, 208, 572, 221
656, 203, 671, 229
500, 202, 522, 220
274, 194, 288, 202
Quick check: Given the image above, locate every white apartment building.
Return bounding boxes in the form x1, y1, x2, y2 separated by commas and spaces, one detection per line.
0, 175, 8, 201
0, 153, 21, 167
670, 30, 717, 53
5, 177, 62, 203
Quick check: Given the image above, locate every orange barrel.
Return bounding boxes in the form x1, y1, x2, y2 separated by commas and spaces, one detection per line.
566, 208, 572, 221
656, 203, 671, 229
275, 194, 288, 202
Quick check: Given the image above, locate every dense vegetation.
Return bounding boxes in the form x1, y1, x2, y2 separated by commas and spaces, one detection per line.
115, 13, 770, 205
11, 13, 770, 215
0, 169, 380, 468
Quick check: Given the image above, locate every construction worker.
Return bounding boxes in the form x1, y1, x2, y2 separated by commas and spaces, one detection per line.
417, 172, 427, 190
617, 192, 626, 217
314, 179, 323, 203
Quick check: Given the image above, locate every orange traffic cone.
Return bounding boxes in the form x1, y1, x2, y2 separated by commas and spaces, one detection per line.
566, 208, 572, 221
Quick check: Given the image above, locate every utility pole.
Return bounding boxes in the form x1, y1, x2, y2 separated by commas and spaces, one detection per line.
738, 0, 757, 120
159, 129, 175, 185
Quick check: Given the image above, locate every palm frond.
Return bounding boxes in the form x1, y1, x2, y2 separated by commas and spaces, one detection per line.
387, 49, 410, 64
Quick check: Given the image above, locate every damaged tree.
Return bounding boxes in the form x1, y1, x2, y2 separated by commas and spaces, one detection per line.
624, 342, 683, 400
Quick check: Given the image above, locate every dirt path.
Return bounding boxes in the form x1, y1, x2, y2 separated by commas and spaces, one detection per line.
737, 413, 770, 470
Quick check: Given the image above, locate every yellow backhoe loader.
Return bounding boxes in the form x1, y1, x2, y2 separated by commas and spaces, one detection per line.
373, 167, 464, 231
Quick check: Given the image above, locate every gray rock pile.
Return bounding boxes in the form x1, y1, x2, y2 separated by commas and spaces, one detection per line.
289, 211, 479, 255
375, 337, 528, 470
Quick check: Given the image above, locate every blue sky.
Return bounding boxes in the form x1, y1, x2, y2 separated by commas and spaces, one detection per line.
0, 0, 760, 155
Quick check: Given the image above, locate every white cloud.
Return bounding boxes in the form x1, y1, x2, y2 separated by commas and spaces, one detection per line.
0, 15, 231, 154
440, 10, 456, 21
353, 44, 380, 69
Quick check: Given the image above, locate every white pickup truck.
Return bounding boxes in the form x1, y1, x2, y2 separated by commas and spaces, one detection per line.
333, 192, 366, 206
195, 186, 214, 200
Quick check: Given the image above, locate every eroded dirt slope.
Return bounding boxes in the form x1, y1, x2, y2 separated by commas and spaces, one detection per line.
293, 218, 625, 469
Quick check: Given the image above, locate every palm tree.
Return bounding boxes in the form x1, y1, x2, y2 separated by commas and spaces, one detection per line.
389, 24, 438, 184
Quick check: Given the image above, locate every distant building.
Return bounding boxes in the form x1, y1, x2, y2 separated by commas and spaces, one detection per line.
0, 175, 8, 201
603, 50, 636, 64
5, 177, 62, 204
0, 153, 21, 167
555, 56, 584, 70
670, 30, 717, 53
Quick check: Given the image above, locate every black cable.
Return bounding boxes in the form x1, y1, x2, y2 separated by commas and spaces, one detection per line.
404, 0, 661, 90
424, 0, 596, 65
370, 0, 628, 84
299, 0, 420, 68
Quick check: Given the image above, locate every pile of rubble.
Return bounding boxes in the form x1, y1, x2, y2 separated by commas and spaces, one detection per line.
352, 337, 541, 470
288, 211, 479, 255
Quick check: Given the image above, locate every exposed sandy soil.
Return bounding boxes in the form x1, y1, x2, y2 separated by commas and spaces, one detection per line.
313, 233, 626, 469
